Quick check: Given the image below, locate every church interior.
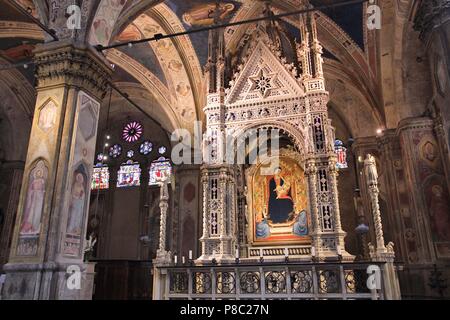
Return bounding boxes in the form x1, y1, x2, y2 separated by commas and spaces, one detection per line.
0, 0, 449, 300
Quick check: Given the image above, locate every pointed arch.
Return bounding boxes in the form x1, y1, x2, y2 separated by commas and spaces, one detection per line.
232, 120, 308, 158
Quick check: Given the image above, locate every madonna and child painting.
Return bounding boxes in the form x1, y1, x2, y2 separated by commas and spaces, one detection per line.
251, 157, 309, 243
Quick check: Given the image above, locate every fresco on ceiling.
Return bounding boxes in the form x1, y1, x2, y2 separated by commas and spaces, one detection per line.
116, 24, 141, 43
0, 38, 41, 84
119, 40, 167, 86
269, 2, 365, 53
182, 2, 236, 26
115, 24, 167, 86
14, 0, 39, 18
166, 0, 242, 66
112, 65, 140, 84
0, 42, 35, 61
313, 0, 364, 50
90, 0, 128, 46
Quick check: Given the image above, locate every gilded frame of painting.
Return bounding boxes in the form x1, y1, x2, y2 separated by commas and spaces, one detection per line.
245, 151, 312, 246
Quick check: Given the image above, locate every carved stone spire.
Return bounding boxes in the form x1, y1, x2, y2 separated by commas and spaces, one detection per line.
205, 2, 226, 95
297, 8, 326, 92
262, 1, 282, 51
297, 12, 312, 80
310, 12, 324, 78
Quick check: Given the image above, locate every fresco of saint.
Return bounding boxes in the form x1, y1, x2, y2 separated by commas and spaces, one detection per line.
67, 171, 87, 236
293, 210, 308, 236
20, 162, 47, 235
267, 167, 294, 223
429, 184, 450, 241
182, 2, 236, 26
255, 209, 270, 239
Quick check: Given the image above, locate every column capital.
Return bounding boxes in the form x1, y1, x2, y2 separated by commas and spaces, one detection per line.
33, 40, 112, 100
304, 161, 317, 175
414, 0, 450, 41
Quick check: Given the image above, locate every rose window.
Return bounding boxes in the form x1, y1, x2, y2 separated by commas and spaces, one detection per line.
122, 121, 143, 143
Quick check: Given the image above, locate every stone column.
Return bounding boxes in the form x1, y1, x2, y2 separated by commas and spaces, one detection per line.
364, 154, 401, 300
200, 171, 209, 258
2, 40, 111, 300
198, 165, 236, 262
156, 178, 171, 262
304, 92, 352, 261
305, 161, 321, 253
364, 154, 386, 253
152, 178, 172, 301
414, 1, 450, 195
327, 159, 348, 254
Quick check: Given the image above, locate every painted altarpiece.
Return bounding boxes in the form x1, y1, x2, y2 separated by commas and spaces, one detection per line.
246, 154, 310, 245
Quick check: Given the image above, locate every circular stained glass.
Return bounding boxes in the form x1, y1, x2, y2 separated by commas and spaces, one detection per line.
109, 144, 122, 158
139, 140, 153, 155
97, 153, 104, 162
127, 150, 134, 158
158, 146, 167, 155
122, 121, 143, 143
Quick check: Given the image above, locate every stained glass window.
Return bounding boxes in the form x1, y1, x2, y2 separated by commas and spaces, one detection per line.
91, 165, 109, 190
122, 121, 143, 143
158, 146, 167, 155
127, 150, 134, 158
139, 140, 153, 155
149, 157, 172, 186
96, 153, 104, 162
117, 160, 141, 188
109, 144, 122, 158
335, 139, 348, 169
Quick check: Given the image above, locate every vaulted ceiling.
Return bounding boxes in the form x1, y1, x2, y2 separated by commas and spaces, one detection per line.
99, 0, 382, 136
0, 0, 426, 138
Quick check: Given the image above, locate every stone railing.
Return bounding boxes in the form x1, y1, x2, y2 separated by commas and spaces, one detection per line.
155, 261, 389, 300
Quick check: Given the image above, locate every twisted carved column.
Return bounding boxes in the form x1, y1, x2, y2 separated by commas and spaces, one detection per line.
364, 154, 386, 252
157, 180, 169, 255
328, 160, 343, 233
305, 161, 320, 243
200, 172, 209, 257
369, 185, 386, 251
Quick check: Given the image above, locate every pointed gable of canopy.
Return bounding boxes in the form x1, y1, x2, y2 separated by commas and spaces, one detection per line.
225, 38, 305, 106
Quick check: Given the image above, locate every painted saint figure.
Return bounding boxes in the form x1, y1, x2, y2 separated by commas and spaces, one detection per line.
256, 209, 270, 238
182, 2, 235, 26
20, 163, 47, 235
429, 184, 450, 241
267, 167, 294, 223
293, 210, 308, 236
67, 172, 86, 236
